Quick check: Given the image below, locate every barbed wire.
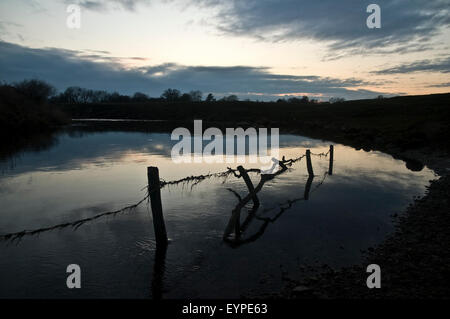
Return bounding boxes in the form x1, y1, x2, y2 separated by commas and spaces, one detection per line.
0, 150, 332, 242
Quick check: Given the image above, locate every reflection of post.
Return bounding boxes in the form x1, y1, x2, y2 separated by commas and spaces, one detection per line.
237, 166, 259, 207
234, 209, 241, 240
306, 150, 314, 176
147, 167, 168, 245
304, 175, 314, 200
151, 242, 168, 300
328, 145, 334, 176
224, 209, 240, 240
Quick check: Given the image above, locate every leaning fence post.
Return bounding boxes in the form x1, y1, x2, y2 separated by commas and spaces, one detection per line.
328, 145, 334, 176
304, 175, 314, 200
147, 167, 168, 245
237, 165, 260, 207
306, 150, 314, 176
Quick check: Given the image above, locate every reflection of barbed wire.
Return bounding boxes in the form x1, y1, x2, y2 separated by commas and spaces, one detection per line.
310, 150, 331, 157
225, 171, 330, 248
0, 193, 151, 243
0, 150, 331, 242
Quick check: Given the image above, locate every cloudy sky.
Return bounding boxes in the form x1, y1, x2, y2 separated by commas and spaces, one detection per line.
0, 0, 449, 101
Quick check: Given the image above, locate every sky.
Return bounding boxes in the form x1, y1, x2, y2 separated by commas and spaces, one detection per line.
0, 0, 449, 101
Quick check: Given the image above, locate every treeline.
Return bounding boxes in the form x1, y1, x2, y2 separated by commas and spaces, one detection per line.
3, 79, 349, 105
276, 96, 321, 104
49, 87, 241, 104
50, 87, 160, 104
50, 86, 330, 105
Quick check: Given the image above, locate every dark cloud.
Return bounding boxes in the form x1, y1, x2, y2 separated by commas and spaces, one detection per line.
426, 82, 450, 88
0, 40, 389, 100
372, 57, 450, 75
186, 0, 449, 56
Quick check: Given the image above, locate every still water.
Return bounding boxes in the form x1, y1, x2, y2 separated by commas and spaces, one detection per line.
0, 124, 435, 298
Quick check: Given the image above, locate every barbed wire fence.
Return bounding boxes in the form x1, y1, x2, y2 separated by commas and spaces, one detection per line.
0, 147, 333, 243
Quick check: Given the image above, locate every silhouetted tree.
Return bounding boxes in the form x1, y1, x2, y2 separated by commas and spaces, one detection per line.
80, 89, 94, 104
300, 95, 309, 104
14, 79, 56, 104
287, 96, 309, 104
108, 92, 130, 103
51, 87, 111, 104
132, 92, 149, 102
329, 97, 346, 104
220, 95, 239, 102
93, 90, 109, 103
63, 86, 83, 103
189, 90, 203, 102
180, 93, 192, 102
205, 93, 216, 102
161, 88, 181, 102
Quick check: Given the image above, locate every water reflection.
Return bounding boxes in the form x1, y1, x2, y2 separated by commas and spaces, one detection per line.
223, 150, 331, 248
0, 124, 437, 298
151, 241, 168, 300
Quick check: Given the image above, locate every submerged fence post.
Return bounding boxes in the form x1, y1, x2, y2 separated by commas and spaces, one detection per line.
304, 175, 314, 200
151, 240, 168, 300
147, 167, 168, 246
306, 150, 314, 176
328, 145, 334, 176
237, 165, 260, 207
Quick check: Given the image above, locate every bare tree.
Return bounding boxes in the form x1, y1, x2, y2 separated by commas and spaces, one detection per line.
329, 97, 346, 104
205, 93, 216, 102
14, 79, 56, 104
161, 88, 181, 102
220, 95, 239, 102
189, 90, 203, 102
132, 92, 149, 102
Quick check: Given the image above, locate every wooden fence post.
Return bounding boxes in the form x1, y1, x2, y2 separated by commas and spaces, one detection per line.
147, 167, 168, 246
237, 165, 260, 207
304, 175, 314, 200
151, 240, 168, 300
328, 145, 334, 176
306, 150, 314, 176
